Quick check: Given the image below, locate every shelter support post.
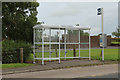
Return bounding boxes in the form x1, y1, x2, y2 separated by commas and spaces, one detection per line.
89, 29, 91, 60
33, 29, 36, 64
79, 30, 80, 58
59, 28, 60, 63
64, 29, 66, 60
49, 29, 51, 62
42, 28, 44, 64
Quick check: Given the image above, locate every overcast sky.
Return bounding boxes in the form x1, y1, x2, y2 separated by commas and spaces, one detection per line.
36, 2, 118, 36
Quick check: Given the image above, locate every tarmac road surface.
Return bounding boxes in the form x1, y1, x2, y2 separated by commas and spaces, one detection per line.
86, 72, 118, 78
3, 64, 118, 78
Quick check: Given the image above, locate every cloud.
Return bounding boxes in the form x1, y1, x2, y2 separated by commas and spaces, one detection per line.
48, 3, 87, 17
118, 2, 120, 26
49, 8, 80, 17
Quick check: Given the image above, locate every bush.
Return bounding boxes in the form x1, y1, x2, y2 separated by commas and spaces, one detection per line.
2, 40, 32, 63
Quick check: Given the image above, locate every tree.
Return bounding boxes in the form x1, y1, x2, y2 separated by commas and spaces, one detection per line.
2, 2, 39, 43
112, 27, 120, 38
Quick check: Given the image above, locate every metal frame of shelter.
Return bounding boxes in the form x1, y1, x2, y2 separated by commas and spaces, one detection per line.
33, 24, 91, 64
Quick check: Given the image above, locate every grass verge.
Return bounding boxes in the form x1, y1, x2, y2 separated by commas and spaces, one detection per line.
2, 63, 35, 69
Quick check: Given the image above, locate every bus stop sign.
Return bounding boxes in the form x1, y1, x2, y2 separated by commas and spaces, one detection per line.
97, 8, 102, 15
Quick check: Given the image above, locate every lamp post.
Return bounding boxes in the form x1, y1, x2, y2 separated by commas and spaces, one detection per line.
97, 7, 104, 61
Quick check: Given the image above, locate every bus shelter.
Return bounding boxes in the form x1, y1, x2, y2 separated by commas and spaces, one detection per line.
33, 24, 91, 64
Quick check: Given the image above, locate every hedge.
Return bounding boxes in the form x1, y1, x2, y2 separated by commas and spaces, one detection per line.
2, 40, 32, 64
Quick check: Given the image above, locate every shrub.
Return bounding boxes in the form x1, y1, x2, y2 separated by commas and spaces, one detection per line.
2, 40, 32, 63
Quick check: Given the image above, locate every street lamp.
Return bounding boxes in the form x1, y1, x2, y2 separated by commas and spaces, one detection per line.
97, 7, 104, 61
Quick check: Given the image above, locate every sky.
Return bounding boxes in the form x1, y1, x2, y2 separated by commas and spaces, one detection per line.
36, 2, 118, 36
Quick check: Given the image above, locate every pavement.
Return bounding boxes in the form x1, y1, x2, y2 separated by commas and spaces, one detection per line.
2, 64, 118, 78
2, 59, 118, 75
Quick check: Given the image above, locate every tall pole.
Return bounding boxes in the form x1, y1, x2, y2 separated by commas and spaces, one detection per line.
101, 8, 104, 61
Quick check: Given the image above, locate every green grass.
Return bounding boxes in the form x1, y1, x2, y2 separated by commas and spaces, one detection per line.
2, 63, 35, 69
111, 42, 120, 44
91, 49, 118, 61
28, 48, 118, 61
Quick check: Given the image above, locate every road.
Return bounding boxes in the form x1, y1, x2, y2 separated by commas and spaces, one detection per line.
3, 64, 118, 78
86, 72, 118, 78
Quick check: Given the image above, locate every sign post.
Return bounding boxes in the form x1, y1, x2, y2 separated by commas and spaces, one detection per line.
97, 7, 104, 61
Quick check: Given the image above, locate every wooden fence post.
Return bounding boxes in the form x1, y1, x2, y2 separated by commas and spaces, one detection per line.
73, 47, 76, 58
20, 48, 23, 63
55, 48, 58, 57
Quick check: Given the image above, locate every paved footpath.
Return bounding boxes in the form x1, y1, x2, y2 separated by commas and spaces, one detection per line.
2, 59, 117, 75
3, 64, 118, 78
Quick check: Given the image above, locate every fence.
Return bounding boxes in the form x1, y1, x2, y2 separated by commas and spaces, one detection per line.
62, 35, 111, 48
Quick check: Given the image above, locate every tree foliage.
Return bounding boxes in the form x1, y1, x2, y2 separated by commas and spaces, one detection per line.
2, 2, 39, 43
112, 27, 120, 38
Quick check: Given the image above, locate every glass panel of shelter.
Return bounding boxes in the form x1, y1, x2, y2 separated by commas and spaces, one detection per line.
66, 30, 79, 43
61, 29, 89, 59
40, 29, 61, 59
35, 29, 42, 43
63, 30, 80, 58
34, 29, 42, 61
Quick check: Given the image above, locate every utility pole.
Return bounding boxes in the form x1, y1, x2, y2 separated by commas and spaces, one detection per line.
97, 7, 104, 61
